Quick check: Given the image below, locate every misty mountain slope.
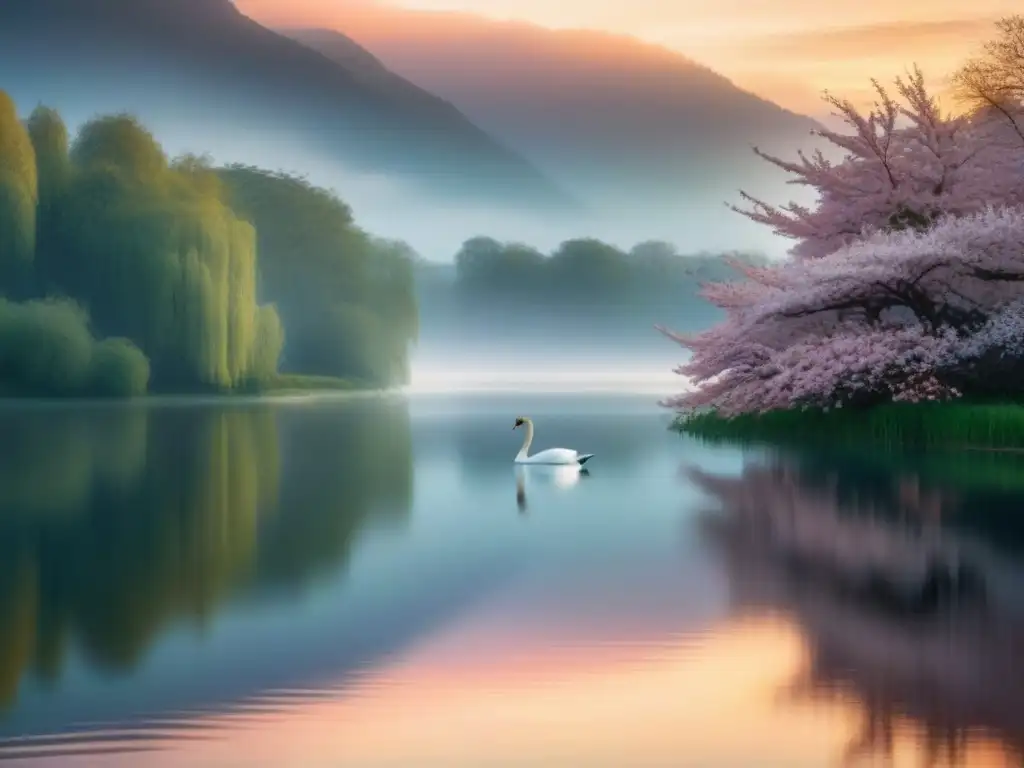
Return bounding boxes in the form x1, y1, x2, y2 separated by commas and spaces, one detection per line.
280, 10, 829, 211
0, 0, 572, 211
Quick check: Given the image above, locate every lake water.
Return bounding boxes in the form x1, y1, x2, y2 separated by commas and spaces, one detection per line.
0, 392, 1022, 767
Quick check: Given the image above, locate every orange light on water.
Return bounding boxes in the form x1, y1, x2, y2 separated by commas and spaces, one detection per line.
68, 613, 1017, 768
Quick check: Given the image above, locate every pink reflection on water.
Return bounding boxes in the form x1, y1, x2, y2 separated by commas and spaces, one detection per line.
1, 553, 1020, 767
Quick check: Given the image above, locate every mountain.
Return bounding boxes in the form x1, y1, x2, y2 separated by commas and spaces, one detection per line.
272, 4, 826, 214
0, 0, 572, 212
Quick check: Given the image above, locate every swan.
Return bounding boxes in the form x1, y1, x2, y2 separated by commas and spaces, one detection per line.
512, 417, 594, 466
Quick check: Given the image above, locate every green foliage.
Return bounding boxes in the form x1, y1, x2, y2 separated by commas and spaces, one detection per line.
88, 338, 150, 397
0, 298, 148, 397
70, 113, 168, 182
26, 106, 72, 296
170, 152, 224, 198
219, 166, 418, 388
675, 402, 1024, 450
26, 106, 70, 216
0, 91, 37, 292
0, 298, 93, 394
249, 303, 285, 383
34, 112, 282, 392
0, 91, 415, 396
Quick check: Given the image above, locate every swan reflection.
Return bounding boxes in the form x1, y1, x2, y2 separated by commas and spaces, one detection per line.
515, 464, 588, 512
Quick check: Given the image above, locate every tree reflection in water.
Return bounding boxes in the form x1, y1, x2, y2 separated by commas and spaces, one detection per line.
0, 398, 412, 711
688, 452, 1024, 767
253, 399, 413, 592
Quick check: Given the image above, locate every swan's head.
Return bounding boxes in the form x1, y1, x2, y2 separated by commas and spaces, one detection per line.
512, 416, 530, 430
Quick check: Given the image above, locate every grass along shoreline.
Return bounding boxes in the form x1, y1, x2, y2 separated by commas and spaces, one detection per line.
673, 402, 1024, 451
239, 373, 363, 395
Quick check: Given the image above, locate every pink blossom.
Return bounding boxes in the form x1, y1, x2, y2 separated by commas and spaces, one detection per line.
732, 68, 1024, 261
662, 209, 1024, 414
661, 325, 960, 416
949, 299, 1024, 363
663, 57, 1024, 416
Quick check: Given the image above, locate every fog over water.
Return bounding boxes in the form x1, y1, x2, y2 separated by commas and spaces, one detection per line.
406, 362, 685, 396
407, 346, 688, 396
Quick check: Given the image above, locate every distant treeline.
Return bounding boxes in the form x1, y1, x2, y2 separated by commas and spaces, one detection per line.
0, 90, 417, 396
416, 236, 768, 354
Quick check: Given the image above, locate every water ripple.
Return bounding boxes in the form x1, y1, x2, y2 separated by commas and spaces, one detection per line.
0, 684, 355, 763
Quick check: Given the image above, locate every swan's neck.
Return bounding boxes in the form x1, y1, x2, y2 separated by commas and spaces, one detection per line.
516, 421, 534, 460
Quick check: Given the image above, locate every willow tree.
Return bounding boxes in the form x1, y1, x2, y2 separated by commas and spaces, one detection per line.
219, 166, 418, 387
0, 91, 38, 295
250, 303, 284, 381
52, 116, 281, 390
26, 107, 71, 224
26, 106, 72, 295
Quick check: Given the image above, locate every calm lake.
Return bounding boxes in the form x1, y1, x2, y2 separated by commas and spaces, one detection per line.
0, 392, 1022, 767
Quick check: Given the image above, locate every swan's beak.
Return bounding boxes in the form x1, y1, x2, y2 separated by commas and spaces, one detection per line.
512, 424, 518, 430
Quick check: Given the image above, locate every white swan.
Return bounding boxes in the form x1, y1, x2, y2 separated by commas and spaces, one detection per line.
512, 417, 594, 466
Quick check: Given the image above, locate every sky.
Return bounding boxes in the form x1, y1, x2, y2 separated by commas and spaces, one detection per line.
237, 0, 1020, 116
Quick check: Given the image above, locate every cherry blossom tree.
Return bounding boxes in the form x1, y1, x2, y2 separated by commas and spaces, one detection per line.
943, 298, 1024, 397
660, 208, 1024, 414
733, 67, 1024, 261
660, 26, 1024, 416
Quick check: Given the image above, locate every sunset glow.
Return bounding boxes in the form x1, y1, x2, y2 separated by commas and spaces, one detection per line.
234, 0, 1022, 114
36, 615, 1016, 768
3, 3, 1024, 765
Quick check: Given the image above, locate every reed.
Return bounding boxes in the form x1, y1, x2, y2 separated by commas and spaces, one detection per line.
674, 402, 1024, 450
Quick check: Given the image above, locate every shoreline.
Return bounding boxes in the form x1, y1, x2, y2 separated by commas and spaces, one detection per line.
672, 402, 1024, 452
0, 373, 380, 405
0, 386, 390, 408
0, 387, 676, 408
